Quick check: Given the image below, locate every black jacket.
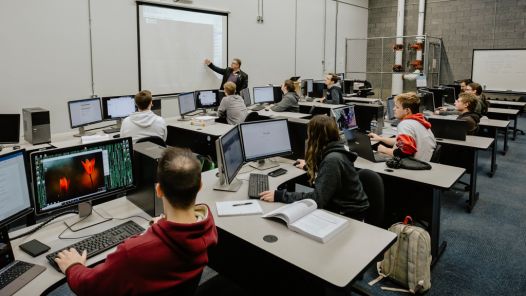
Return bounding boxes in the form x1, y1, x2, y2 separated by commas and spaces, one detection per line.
271, 91, 300, 112
457, 111, 481, 135
208, 63, 248, 94
274, 141, 369, 218
326, 85, 343, 104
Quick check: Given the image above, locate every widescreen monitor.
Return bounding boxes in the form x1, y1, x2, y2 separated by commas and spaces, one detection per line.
195, 90, 219, 109
239, 119, 292, 170
30, 138, 135, 215
0, 150, 32, 227
0, 114, 21, 144
418, 90, 435, 112
102, 96, 136, 120
253, 86, 274, 104
67, 98, 103, 129
178, 92, 197, 116
386, 96, 395, 120
302, 79, 314, 96
214, 126, 244, 192
438, 85, 457, 104
311, 81, 325, 98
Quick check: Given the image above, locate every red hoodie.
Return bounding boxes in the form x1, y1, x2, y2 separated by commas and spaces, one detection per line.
66, 204, 218, 295
395, 113, 433, 157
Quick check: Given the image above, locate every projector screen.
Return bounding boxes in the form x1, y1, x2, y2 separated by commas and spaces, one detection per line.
137, 3, 228, 94
472, 49, 526, 92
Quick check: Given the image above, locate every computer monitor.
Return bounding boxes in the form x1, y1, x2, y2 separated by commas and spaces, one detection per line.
151, 99, 162, 116
101, 95, 136, 134
30, 137, 135, 218
240, 88, 251, 106
302, 79, 314, 97
438, 85, 456, 104
353, 103, 384, 133
336, 73, 345, 81
195, 89, 219, 109
386, 96, 395, 120
418, 90, 435, 112
177, 92, 197, 121
67, 97, 103, 137
311, 81, 326, 98
253, 86, 274, 104
239, 119, 292, 170
444, 84, 461, 101
0, 114, 21, 145
331, 105, 357, 139
0, 150, 33, 227
416, 75, 428, 88
273, 86, 283, 103
213, 126, 244, 192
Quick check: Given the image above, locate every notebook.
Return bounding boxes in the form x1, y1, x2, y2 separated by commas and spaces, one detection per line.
216, 200, 263, 216
346, 130, 392, 162
0, 228, 46, 296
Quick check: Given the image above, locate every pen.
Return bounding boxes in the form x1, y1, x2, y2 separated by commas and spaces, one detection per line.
233, 202, 253, 207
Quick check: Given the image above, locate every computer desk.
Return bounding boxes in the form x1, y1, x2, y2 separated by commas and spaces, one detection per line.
353, 157, 465, 265
343, 97, 382, 104
255, 108, 311, 119
9, 197, 151, 296
487, 99, 526, 109
298, 101, 347, 116
487, 107, 520, 140
198, 162, 397, 294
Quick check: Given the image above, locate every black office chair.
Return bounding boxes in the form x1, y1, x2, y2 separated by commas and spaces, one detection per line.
430, 143, 442, 163
244, 112, 261, 122
158, 271, 202, 296
136, 136, 166, 147
358, 169, 384, 227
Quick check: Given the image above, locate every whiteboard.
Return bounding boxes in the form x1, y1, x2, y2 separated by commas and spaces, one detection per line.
138, 3, 228, 94
472, 49, 526, 92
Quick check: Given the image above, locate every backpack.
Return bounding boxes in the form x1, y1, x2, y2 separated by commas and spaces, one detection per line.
369, 216, 432, 294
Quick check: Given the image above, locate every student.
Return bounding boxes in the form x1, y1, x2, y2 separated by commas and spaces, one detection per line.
369, 92, 436, 161
259, 115, 369, 220
466, 82, 489, 115
204, 58, 248, 94
217, 81, 248, 125
120, 90, 167, 142
323, 73, 344, 104
455, 92, 481, 135
270, 79, 300, 112
55, 148, 218, 295
459, 78, 473, 94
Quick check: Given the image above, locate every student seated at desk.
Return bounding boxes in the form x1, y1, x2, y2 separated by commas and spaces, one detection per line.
120, 90, 167, 142
259, 115, 369, 220
270, 79, 300, 112
436, 81, 488, 116
55, 148, 218, 296
369, 92, 436, 161
322, 73, 343, 104
455, 92, 481, 135
217, 81, 248, 125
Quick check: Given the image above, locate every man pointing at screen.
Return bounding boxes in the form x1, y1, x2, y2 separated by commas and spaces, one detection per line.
204, 58, 248, 94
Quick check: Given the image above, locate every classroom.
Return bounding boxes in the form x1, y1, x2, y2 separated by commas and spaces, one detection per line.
1, 0, 525, 295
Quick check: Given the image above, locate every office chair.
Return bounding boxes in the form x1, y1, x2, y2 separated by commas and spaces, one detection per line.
160, 271, 202, 296
244, 112, 261, 122
358, 169, 385, 227
430, 144, 442, 163
136, 136, 167, 147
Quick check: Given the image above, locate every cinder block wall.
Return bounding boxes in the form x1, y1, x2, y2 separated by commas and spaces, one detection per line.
367, 0, 526, 94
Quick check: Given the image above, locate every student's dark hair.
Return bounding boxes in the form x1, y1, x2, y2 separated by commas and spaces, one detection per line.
223, 81, 237, 95
327, 73, 340, 83
233, 58, 242, 67
157, 147, 202, 209
460, 78, 473, 85
395, 92, 420, 114
305, 115, 340, 185
458, 92, 478, 112
135, 90, 152, 110
283, 79, 295, 92
468, 82, 483, 95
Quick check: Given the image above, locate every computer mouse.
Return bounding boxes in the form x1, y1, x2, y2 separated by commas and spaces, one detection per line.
293, 161, 300, 166
113, 134, 120, 138
264, 108, 270, 111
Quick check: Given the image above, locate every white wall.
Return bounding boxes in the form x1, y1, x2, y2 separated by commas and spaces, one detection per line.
0, 0, 368, 134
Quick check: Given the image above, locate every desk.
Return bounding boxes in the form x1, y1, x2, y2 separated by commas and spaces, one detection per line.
9, 197, 151, 295
353, 157, 465, 265
343, 97, 382, 104
487, 107, 520, 140
298, 101, 347, 116
488, 99, 526, 109
255, 109, 311, 119
198, 163, 396, 294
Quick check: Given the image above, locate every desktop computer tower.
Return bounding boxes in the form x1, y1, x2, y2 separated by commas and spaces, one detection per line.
127, 141, 165, 217
22, 108, 51, 144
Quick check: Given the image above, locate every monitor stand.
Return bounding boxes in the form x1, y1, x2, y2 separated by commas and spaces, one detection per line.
63, 202, 112, 232
103, 119, 122, 134
249, 158, 279, 170
213, 177, 242, 192
177, 114, 191, 121
73, 126, 96, 137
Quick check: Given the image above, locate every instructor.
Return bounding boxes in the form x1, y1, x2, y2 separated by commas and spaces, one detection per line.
204, 58, 248, 94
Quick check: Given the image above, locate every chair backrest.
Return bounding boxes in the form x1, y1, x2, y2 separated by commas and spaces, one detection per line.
358, 169, 384, 227
430, 143, 442, 163
244, 111, 261, 122
136, 136, 167, 147
158, 271, 202, 296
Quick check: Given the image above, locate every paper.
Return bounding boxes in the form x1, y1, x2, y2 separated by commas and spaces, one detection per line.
81, 134, 110, 144
216, 200, 263, 216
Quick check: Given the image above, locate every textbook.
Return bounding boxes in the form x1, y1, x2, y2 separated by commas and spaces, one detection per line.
262, 199, 348, 243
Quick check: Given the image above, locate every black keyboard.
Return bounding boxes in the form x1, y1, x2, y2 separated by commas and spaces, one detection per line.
248, 173, 269, 199
0, 261, 34, 289
46, 220, 145, 272
250, 105, 265, 111
103, 127, 120, 134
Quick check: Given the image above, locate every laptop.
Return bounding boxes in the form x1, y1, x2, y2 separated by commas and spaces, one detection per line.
346, 130, 392, 162
0, 229, 46, 295
428, 117, 467, 141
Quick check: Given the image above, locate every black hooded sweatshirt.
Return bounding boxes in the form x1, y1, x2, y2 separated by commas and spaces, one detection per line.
274, 140, 369, 218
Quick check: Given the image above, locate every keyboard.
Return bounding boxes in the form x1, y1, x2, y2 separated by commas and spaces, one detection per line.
46, 220, 145, 272
250, 105, 265, 111
103, 127, 120, 134
248, 173, 269, 199
0, 261, 34, 290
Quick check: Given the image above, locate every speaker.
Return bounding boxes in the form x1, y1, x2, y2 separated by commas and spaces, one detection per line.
23, 108, 51, 145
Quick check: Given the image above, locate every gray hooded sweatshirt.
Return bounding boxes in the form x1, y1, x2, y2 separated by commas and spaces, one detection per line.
120, 110, 167, 142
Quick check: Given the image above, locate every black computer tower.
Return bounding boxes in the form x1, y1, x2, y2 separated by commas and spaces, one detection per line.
22, 107, 50, 144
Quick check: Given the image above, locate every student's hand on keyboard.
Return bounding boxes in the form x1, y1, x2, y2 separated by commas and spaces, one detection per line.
55, 248, 87, 274
294, 159, 306, 170
259, 191, 275, 202
368, 132, 382, 142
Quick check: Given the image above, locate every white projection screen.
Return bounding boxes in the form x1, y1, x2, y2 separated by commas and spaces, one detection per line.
472, 49, 526, 92
137, 3, 228, 94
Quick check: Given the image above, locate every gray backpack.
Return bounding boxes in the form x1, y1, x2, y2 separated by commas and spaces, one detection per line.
369, 217, 432, 294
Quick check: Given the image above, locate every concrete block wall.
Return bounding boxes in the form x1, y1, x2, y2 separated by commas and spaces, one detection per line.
367, 0, 526, 96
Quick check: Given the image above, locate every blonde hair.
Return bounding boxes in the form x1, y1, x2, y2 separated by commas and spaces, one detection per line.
458, 92, 478, 112
223, 81, 237, 95
395, 92, 420, 114
305, 115, 340, 184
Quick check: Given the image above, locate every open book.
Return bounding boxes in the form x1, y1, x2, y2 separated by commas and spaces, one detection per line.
262, 199, 348, 243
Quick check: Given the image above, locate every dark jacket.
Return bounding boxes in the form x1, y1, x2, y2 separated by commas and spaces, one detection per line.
66, 205, 218, 295
208, 63, 248, 94
326, 84, 343, 105
457, 111, 481, 135
271, 91, 300, 112
274, 141, 369, 218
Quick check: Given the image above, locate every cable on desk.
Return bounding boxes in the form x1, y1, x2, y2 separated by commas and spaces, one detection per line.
92, 207, 150, 223
9, 210, 79, 240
